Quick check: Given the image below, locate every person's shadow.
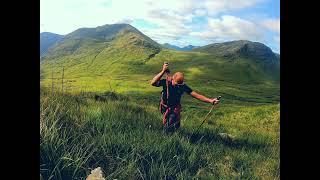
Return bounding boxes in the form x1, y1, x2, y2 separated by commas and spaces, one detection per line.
178, 128, 268, 151
162, 175, 177, 180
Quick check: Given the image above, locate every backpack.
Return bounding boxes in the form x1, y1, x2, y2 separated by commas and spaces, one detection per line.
158, 76, 181, 132
159, 76, 171, 114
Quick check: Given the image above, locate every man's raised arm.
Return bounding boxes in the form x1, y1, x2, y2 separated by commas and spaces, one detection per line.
150, 63, 169, 86
190, 91, 220, 105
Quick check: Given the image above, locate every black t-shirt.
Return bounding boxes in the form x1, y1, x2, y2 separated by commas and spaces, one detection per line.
155, 79, 193, 107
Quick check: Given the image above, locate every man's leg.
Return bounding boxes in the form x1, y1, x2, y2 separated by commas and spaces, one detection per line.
169, 112, 182, 132
168, 112, 176, 131
163, 108, 181, 133
173, 106, 181, 130
163, 111, 175, 133
174, 120, 180, 130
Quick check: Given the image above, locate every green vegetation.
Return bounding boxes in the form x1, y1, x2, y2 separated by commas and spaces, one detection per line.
193, 40, 279, 64
40, 25, 279, 105
40, 23, 280, 179
40, 48, 279, 105
40, 89, 279, 179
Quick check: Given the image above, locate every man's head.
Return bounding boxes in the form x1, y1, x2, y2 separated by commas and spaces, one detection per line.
172, 72, 184, 85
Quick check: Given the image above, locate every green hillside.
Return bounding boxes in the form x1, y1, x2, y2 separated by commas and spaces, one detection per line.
40, 23, 280, 179
192, 40, 279, 62
40, 24, 279, 106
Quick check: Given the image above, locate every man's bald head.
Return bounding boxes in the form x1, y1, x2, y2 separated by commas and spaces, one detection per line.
173, 72, 184, 85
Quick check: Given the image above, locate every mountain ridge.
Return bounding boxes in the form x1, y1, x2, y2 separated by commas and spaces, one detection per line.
41, 23, 161, 61
162, 43, 199, 51
192, 40, 279, 63
40, 23, 279, 106
40, 24, 278, 64
40, 32, 64, 57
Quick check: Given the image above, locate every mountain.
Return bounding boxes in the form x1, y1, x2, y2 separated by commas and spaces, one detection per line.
181, 45, 199, 51
40, 24, 280, 179
162, 43, 181, 50
42, 24, 161, 62
193, 40, 279, 63
162, 43, 199, 51
40, 32, 64, 57
40, 24, 279, 104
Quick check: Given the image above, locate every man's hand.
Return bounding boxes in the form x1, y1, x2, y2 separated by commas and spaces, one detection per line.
210, 98, 220, 105
162, 63, 169, 73
151, 63, 169, 86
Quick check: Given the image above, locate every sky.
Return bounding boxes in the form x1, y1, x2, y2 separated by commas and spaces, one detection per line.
40, 0, 280, 53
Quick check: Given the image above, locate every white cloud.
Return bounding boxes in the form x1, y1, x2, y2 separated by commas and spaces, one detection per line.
40, 0, 263, 34
40, 0, 149, 34
204, 0, 263, 15
190, 15, 264, 42
261, 19, 280, 33
40, 0, 279, 51
194, 9, 207, 16
145, 9, 193, 36
115, 18, 134, 24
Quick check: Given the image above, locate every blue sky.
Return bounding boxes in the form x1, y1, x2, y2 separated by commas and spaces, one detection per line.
40, 0, 280, 53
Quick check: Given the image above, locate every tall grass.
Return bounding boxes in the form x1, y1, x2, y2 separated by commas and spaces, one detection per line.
40, 89, 279, 179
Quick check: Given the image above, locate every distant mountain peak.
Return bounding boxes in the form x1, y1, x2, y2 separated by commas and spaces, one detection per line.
40, 23, 161, 60
64, 23, 136, 40
40, 32, 64, 57
40, 24, 279, 89
162, 43, 199, 51
193, 40, 279, 63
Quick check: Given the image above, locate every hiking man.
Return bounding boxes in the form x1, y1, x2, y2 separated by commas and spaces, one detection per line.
151, 62, 220, 133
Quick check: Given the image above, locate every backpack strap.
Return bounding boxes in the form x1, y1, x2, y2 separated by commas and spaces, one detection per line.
166, 75, 170, 105
159, 74, 171, 113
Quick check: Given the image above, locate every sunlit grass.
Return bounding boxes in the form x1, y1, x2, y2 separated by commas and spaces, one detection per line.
40, 89, 279, 179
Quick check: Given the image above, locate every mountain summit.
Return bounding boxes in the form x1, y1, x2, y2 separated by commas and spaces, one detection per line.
40, 24, 279, 89
193, 40, 279, 63
41, 24, 161, 61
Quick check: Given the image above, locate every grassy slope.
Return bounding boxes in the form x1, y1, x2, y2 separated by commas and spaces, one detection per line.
40, 52, 280, 179
40, 24, 280, 179
40, 90, 279, 179
41, 48, 279, 106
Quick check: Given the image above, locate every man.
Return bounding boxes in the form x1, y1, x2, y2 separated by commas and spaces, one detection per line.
151, 62, 220, 133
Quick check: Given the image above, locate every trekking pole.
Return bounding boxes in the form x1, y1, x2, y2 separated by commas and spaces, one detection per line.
194, 96, 221, 134
164, 62, 171, 132
164, 62, 170, 100
163, 62, 170, 106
